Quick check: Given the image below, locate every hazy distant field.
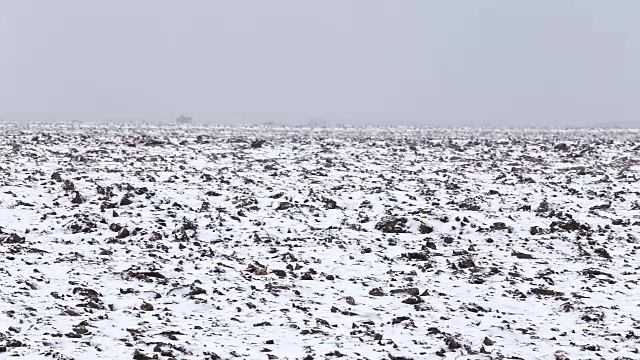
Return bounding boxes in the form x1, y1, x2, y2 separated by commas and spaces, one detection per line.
1, 123, 639, 359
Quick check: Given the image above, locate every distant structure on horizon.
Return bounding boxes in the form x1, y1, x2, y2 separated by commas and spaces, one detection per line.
175, 115, 192, 124
308, 118, 327, 127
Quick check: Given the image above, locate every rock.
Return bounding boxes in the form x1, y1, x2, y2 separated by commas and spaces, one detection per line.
458, 201, 481, 211
529, 226, 542, 235
71, 191, 85, 204
186, 286, 207, 297
402, 296, 422, 305
117, 228, 130, 239
5, 340, 23, 347
530, 288, 564, 297
401, 252, 430, 261
390, 288, 420, 297
590, 203, 611, 211
251, 139, 266, 148
581, 268, 613, 278
301, 272, 313, 280
369, 288, 385, 296
254, 321, 272, 327
419, 223, 434, 234
491, 222, 508, 231
375, 216, 408, 233
8, 326, 20, 333
247, 264, 268, 276
51, 172, 63, 182
424, 240, 437, 250
0, 233, 25, 244
276, 202, 293, 211
536, 200, 550, 213
522, 155, 543, 164
272, 269, 287, 278
62, 180, 75, 191
581, 310, 604, 322
140, 302, 154, 311
391, 316, 411, 324
445, 336, 462, 350
125, 271, 166, 281
594, 248, 611, 259
133, 350, 155, 360
550, 219, 590, 232
73, 326, 89, 335
62, 309, 82, 316
457, 256, 476, 269
345, 296, 356, 305
120, 193, 133, 206
322, 197, 338, 209
512, 251, 535, 259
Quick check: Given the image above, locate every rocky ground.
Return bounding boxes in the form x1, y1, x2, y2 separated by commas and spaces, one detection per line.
0, 123, 639, 360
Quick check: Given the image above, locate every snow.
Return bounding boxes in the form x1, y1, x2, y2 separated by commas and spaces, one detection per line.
0, 122, 639, 360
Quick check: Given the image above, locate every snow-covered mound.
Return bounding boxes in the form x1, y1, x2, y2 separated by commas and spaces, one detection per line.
0, 123, 639, 360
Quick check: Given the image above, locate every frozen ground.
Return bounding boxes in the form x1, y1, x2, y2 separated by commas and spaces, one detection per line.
0, 123, 639, 360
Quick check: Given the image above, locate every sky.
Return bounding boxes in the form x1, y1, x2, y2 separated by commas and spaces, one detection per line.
0, 1, 639, 126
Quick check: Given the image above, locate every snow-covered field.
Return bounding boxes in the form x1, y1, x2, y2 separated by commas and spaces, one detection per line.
1, 123, 639, 360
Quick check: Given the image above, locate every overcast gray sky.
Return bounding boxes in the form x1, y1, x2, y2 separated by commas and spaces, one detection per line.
1, 1, 638, 126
